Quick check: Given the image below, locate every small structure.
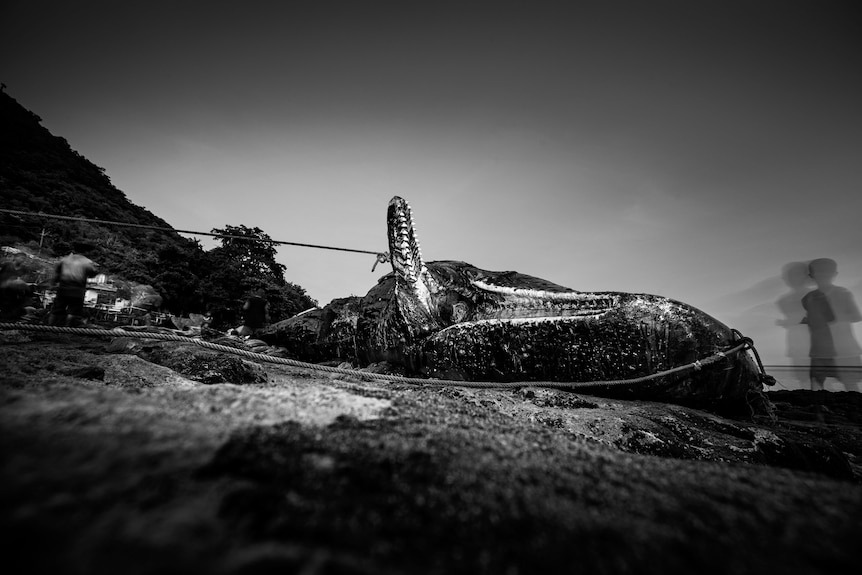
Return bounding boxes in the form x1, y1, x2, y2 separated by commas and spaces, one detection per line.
85, 274, 118, 306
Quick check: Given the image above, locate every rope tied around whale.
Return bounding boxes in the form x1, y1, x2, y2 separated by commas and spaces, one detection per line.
0, 322, 773, 390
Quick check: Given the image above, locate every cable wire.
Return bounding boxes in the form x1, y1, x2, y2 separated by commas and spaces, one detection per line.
0, 208, 386, 257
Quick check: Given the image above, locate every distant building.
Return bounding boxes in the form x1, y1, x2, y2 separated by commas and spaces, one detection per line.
85, 273, 118, 306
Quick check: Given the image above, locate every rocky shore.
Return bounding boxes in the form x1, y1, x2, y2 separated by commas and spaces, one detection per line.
2, 330, 861, 575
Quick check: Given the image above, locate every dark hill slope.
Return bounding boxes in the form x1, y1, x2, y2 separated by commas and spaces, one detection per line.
0, 90, 193, 281
0, 91, 316, 323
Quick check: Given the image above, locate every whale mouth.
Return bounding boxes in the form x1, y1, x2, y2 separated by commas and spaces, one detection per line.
387, 196, 440, 337
387, 196, 425, 286
470, 280, 619, 319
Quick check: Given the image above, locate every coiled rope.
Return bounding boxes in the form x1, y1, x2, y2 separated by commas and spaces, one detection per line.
0, 322, 768, 390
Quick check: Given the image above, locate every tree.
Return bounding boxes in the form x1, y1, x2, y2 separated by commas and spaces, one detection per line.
210, 225, 286, 285
207, 225, 317, 326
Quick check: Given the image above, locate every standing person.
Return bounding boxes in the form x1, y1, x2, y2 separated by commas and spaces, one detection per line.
0, 252, 27, 285
801, 258, 861, 392
0, 277, 32, 321
239, 290, 268, 337
49, 252, 98, 327
0, 253, 31, 320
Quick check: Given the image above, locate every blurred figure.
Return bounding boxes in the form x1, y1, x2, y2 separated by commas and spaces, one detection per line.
0, 253, 33, 321
0, 278, 32, 321
49, 252, 98, 327
0, 252, 27, 284
238, 290, 268, 337
801, 258, 861, 392
776, 261, 812, 385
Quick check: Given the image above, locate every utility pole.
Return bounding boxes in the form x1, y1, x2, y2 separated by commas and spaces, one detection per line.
37, 227, 46, 257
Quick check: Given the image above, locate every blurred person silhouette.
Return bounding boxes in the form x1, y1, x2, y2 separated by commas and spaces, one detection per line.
49, 251, 98, 327
776, 261, 813, 385
0, 252, 27, 284
238, 290, 268, 337
801, 258, 861, 392
0, 252, 33, 321
0, 278, 32, 321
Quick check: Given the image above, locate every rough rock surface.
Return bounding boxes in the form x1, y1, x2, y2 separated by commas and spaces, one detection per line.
125, 339, 269, 385
2, 330, 861, 575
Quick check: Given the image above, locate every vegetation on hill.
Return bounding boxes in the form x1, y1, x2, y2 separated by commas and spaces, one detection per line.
0, 90, 316, 328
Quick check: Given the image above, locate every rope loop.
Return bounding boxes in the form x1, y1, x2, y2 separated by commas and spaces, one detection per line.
371, 252, 391, 272
730, 329, 773, 385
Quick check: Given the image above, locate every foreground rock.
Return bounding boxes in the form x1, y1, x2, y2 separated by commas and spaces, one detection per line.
108, 337, 269, 385
1, 332, 861, 575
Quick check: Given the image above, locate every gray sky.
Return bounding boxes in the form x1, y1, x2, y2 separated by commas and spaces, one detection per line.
3, 0, 861, 365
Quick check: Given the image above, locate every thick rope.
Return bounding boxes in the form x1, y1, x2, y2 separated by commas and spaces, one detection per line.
0, 322, 756, 391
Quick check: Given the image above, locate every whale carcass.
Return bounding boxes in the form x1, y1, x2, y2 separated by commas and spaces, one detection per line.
261, 197, 767, 413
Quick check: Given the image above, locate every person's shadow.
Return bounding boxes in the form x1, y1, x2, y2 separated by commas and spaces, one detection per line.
775, 262, 812, 386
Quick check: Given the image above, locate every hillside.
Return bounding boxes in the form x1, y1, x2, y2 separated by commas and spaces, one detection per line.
0, 91, 192, 274
0, 90, 315, 324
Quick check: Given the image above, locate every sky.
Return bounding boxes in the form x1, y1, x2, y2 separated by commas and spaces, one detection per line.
2, 0, 861, 366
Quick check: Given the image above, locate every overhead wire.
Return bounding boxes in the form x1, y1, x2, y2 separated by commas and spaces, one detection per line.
0, 208, 389, 260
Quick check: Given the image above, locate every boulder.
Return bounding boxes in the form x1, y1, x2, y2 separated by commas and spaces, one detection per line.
131, 341, 268, 385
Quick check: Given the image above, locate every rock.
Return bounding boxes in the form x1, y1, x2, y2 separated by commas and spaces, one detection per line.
3, 335, 862, 575
58, 365, 105, 381
245, 339, 270, 354
359, 361, 408, 376
259, 297, 361, 363
0, 330, 31, 344
208, 336, 253, 350
132, 341, 268, 385
518, 387, 599, 409
262, 347, 293, 358
106, 337, 149, 354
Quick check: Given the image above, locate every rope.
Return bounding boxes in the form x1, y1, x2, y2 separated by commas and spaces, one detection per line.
0, 208, 387, 258
0, 322, 755, 391
371, 252, 391, 272
731, 328, 776, 387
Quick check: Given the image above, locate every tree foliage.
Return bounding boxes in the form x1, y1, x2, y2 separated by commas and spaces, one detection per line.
204, 225, 317, 328
210, 225, 286, 284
